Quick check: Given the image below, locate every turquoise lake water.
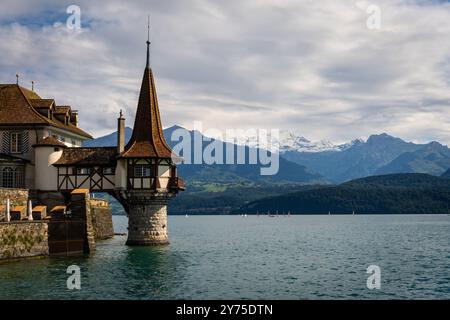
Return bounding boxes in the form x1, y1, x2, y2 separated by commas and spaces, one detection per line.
0, 215, 449, 299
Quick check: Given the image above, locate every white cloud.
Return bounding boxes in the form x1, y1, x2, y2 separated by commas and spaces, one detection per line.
1, 0, 450, 145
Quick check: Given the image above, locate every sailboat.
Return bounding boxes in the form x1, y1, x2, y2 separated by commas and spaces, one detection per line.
185, 214, 188, 218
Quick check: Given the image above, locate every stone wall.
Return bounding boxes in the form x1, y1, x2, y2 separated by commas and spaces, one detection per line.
70, 189, 96, 253
90, 199, 114, 240
0, 221, 49, 260
0, 188, 29, 222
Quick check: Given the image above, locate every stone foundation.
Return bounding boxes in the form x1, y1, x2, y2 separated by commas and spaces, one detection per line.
121, 191, 174, 246
0, 221, 49, 260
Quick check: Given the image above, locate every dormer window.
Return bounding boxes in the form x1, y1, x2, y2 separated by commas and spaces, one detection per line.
10, 132, 22, 153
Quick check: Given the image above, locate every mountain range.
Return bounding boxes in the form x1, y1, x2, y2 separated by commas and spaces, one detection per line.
85, 126, 450, 184
282, 133, 450, 182
222, 129, 362, 153
85, 126, 324, 185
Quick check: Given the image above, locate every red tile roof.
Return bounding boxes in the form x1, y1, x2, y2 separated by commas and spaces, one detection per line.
120, 67, 175, 159
0, 84, 92, 139
29, 99, 55, 109
54, 106, 71, 114
53, 147, 117, 166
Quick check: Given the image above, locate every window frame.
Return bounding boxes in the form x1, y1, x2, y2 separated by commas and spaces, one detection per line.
73, 167, 92, 175
10, 132, 22, 154
133, 164, 151, 177
1, 166, 24, 188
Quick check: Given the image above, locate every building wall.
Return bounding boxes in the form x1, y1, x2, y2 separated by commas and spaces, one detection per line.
34, 146, 63, 191
0, 221, 49, 260
45, 128, 84, 148
115, 159, 127, 189
0, 129, 42, 163
158, 164, 170, 188
0, 129, 43, 189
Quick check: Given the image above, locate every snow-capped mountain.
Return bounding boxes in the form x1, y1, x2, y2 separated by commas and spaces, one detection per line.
221, 129, 364, 153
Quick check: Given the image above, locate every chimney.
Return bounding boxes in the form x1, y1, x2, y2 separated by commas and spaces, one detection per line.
70, 111, 79, 127
117, 110, 125, 153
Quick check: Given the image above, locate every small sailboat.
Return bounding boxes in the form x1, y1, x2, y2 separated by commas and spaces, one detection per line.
185, 214, 188, 218
288, 210, 291, 217
352, 211, 355, 216
328, 211, 331, 215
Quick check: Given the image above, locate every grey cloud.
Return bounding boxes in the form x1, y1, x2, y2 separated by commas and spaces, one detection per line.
0, 0, 450, 145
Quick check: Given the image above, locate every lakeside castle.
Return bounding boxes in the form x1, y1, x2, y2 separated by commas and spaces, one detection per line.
0, 39, 184, 259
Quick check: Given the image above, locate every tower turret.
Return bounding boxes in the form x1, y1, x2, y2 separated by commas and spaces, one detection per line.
114, 28, 184, 246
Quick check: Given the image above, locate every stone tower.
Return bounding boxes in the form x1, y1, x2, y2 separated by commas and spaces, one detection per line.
114, 38, 184, 246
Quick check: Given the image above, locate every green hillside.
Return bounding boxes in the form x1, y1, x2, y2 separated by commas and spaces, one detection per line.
236, 174, 450, 215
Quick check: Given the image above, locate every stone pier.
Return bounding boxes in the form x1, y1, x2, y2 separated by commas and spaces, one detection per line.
123, 192, 174, 246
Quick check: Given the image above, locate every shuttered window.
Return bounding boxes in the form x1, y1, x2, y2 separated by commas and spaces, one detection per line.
10, 132, 22, 153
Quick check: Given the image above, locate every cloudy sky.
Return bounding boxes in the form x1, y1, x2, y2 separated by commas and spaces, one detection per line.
1, 0, 450, 144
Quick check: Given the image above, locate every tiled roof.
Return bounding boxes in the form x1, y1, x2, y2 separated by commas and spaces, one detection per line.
29, 99, 54, 109
0, 84, 92, 139
120, 67, 176, 159
53, 147, 117, 166
32, 136, 67, 148
0, 84, 49, 125
54, 106, 71, 114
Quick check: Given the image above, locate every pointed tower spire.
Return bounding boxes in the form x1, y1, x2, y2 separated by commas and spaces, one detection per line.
146, 15, 150, 68
120, 24, 174, 159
